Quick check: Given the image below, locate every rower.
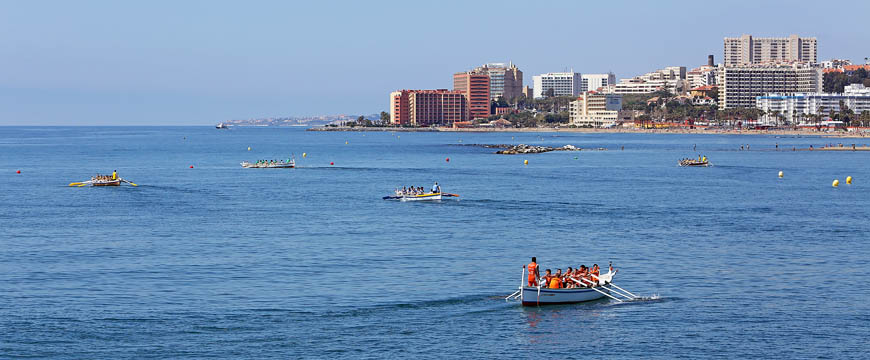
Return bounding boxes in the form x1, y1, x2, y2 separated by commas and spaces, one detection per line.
112, 170, 117, 180
432, 182, 440, 194
590, 264, 600, 287
527, 257, 539, 287
564, 267, 574, 288
702, 155, 707, 162
547, 269, 561, 289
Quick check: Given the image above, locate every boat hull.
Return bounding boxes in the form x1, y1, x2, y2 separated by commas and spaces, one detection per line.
240, 162, 295, 168
521, 285, 611, 306
92, 180, 121, 186
399, 193, 441, 201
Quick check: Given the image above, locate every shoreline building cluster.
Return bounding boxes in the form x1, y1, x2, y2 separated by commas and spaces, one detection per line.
756, 83, 870, 123
389, 62, 522, 125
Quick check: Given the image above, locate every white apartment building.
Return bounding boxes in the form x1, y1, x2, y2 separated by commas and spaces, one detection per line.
533, 72, 581, 98
569, 92, 623, 127
612, 66, 687, 94
723, 34, 817, 66
580, 73, 616, 92
719, 64, 822, 109
756, 84, 870, 124
687, 65, 717, 88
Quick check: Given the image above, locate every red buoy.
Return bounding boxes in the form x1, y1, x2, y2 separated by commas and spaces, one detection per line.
17, 170, 21, 174
445, 157, 450, 162
330, 162, 334, 166
190, 165, 194, 168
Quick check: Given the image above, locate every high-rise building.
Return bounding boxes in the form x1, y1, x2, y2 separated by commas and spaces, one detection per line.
719, 63, 822, 109
469, 63, 523, 101
580, 73, 616, 93
569, 92, 624, 128
453, 72, 491, 119
756, 83, 870, 124
723, 35, 817, 66
532, 72, 582, 98
390, 89, 468, 126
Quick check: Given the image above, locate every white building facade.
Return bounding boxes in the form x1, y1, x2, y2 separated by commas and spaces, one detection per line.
570, 92, 623, 127
533, 72, 582, 98
580, 73, 616, 93
719, 64, 822, 109
756, 84, 870, 124
611, 66, 687, 94
723, 34, 817, 66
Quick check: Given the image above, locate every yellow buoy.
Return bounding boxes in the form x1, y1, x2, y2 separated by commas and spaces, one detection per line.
832, 179, 839, 187
247, 147, 251, 151
302, 153, 307, 158
846, 176, 852, 184
345, 141, 348, 144
778, 171, 783, 178
524, 159, 529, 165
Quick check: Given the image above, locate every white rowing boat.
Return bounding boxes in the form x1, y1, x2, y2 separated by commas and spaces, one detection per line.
506, 267, 638, 305
240, 159, 295, 168
400, 192, 441, 201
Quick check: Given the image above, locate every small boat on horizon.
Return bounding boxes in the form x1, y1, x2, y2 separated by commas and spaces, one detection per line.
216, 123, 229, 129
241, 158, 295, 168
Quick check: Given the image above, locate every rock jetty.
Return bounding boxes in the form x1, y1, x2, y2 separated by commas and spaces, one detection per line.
494, 144, 583, 154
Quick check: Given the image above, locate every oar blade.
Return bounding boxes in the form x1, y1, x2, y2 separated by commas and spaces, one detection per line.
68, 182, 82, 186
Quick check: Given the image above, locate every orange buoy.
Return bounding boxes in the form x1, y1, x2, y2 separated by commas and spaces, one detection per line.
190, 165, 194, 169
330, 162, 334, 166
445, 157, 450, 162
17, 170, 21, 174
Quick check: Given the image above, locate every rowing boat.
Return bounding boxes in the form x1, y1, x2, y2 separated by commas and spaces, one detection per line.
92, 179, 121, 186
400, 192, 441, 201
679, 160, 709, 167
240, 159, 295, 168
521, 271, 616, 305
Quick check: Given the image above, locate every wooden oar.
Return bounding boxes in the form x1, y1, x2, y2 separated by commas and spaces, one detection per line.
121, 178, 138, 186
569, 277, 622, 302
68, 182, 83, 186
443, 193, 460, 197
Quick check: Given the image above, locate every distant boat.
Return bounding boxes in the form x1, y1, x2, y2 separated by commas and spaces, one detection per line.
216, 123, 229, 129
240, 159, 295, 168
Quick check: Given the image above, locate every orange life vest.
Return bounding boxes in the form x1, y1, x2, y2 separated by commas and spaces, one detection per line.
527, 262, 537, 278
548, 276, 561, 289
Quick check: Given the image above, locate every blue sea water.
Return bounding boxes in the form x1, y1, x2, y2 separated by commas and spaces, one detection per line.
1, 126, 869, 359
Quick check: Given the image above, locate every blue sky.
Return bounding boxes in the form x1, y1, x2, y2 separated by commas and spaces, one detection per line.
1, 0, 867, 125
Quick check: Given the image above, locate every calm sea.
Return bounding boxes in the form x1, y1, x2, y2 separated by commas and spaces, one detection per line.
1, 127, 868, 359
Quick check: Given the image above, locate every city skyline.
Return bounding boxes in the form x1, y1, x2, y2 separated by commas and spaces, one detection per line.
2, 1, 869, 125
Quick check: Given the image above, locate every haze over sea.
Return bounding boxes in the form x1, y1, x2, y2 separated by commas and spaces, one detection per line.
1, 127, 868, 358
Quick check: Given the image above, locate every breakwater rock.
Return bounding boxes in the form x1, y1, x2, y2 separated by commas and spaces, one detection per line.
455, 144, 606, 154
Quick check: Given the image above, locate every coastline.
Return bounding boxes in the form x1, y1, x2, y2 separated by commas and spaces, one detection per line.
306, 126, 870, 138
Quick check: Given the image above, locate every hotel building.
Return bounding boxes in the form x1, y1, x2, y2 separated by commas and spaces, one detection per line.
756, 84, 870, 123
453, 72, 491, 119
719, 64, 822, 109
580, 73, 616, 93
533, 72, 582, 98
390, 89, 468, 126
469, 63, 523, 101
569, 92, 623, 127
723, 35, 817, 66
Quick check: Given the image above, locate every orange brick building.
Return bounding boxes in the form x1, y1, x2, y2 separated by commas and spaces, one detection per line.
453, 72, 491, 119
389, 90, 468, 126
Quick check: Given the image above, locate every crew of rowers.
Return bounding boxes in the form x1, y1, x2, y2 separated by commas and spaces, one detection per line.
680, 155, 707, 164
526, 257, 616, 289
395, 182, 441, 196
255, 159, 290, 165
91, 170, 118, 182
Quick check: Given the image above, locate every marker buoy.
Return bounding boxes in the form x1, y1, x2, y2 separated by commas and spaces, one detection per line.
345, 141, 348, 144
846, 176, 852, 184
524, 159, 529, 165
330, 162, 334, 166
247, 147, 251, 151
445, 157, 450, 162
778, 171, 783, 178
16, 170, 21, 174
832, 179, 839, 187
190, 165, 194, 169
302, 153, 307, 158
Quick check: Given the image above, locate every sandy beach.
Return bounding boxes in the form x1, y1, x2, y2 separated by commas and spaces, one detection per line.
309, 126, 870, 138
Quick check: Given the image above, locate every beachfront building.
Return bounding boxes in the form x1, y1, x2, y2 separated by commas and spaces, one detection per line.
468, 62, 523, 101
569, 92, 624, 127
390, 89, 468, 126
580, 73, 615, 93
453, 72, 491, 119
723, 34, 818, 66
687, 66, 718, 88
611, 66, 687, 94
719, 63, 822, 109
756, 84, 870, 124
522, 85, 533, 99
533, 72, 582, 98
